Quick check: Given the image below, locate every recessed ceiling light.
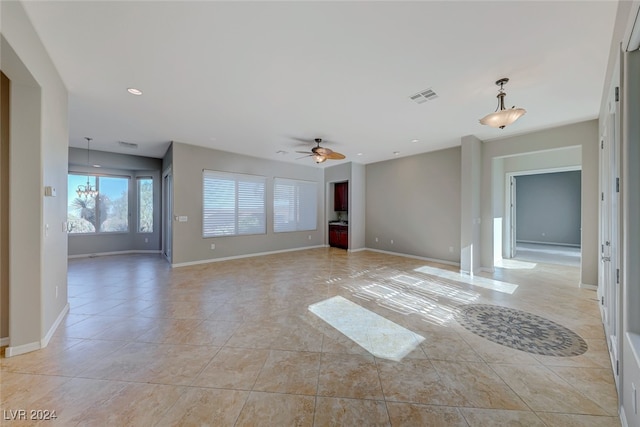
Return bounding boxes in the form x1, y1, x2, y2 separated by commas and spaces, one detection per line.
393, 151, 400, 156
127, 87, 143, 96
276, 150, 288, 155
92, 164, 102, 168
411, 139, 419, 143
357, 153, 363, 156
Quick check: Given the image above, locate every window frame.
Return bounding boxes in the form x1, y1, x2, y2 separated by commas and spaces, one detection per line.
273, 177, 318, 233
67, 172, 131, 235
202, 170, 267, 238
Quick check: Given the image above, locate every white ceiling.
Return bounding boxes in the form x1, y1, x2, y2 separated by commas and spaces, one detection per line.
22, 1, 617, 165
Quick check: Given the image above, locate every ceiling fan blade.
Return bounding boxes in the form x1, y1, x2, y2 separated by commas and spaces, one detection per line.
325, 152, 346, 160
295, 150, 312, 154
315, 147, 333, 156
296, 154, 313, 160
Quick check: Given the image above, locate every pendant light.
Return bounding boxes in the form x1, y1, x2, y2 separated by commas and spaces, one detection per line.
76, 137, 98, 198
479, 78, 526, 129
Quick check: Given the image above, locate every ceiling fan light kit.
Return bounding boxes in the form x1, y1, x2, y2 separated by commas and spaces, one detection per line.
479, 78, 526, 129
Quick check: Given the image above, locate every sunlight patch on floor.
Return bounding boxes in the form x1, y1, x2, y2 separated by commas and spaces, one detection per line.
309, 296, 425, 361
413, 265, 519, 294
494, 258, 538, 270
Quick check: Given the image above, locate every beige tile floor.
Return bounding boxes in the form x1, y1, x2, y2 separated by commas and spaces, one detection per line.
1, 248, 621, 426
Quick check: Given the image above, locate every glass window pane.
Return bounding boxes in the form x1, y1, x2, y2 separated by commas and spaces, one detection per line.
137, 178, 153, 233
97, 176, 129, 232
67, 174, 97, 233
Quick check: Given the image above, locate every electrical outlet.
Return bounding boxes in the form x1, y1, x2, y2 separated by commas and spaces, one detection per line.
633, 383, 637, 414
210, 243, 215, 250
308, 235, 311, 240
55, 285, 58, 298
144, 237, 149, 243
390, 239, 394, 245
449, 246, 454, 253
375, 237, 378, 242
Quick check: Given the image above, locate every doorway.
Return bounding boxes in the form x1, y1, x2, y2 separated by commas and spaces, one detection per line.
505, 167, 582, 266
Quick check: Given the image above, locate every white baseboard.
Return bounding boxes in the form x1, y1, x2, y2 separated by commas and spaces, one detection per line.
516, 240, 581, 248
580, 283, 598, 291
41, 302, 69, 348
172, 245, 326, 268
364, 248, 460, 267
348, 247, 367, 253
4, 302, 69, 357
0, 337, 9, 346
5, 341, 40, 358
68, 250, 161, 259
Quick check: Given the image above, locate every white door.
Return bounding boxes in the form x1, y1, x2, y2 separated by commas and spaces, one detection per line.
599, 87, 620, 390
162, 170, 173, 263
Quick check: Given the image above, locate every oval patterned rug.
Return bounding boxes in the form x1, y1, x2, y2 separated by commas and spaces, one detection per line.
455, 304, 588, 357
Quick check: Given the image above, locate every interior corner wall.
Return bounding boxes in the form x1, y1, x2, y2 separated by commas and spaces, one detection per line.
171, 142, 324, 265
480, 120, 599, 286
2, 1, 69, 355
365, 147, 461, 263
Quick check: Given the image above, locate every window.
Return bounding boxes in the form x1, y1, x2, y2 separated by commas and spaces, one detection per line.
274, 178, 317, 232
67, 174, 129, 233
137, 177, 153, 233
203, 170, 266, 237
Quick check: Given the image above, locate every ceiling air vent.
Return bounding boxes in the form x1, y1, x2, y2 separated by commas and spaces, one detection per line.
118, 140, 138, 149
410, 88, 438, 104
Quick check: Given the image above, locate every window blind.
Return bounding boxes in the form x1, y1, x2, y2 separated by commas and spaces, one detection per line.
274, 178, 317, 232
203, 170, 266, 237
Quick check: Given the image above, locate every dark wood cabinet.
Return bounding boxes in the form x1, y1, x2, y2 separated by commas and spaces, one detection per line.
334, 181, 348, 212
329, 224, 348, 249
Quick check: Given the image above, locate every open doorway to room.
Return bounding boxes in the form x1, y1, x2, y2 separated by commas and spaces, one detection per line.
509, 169, 582, 267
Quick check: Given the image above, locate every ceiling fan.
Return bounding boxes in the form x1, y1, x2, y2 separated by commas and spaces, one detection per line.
296, 138, 346, 164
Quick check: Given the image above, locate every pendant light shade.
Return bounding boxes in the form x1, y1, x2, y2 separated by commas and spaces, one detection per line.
479, 78, 526, 129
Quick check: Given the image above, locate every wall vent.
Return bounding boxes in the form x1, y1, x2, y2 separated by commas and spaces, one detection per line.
118, 140, 138, 149
410, 88, 438, 104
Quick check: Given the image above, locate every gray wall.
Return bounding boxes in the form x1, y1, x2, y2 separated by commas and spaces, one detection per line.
68, 148, 163, 256
619, 28, 640, 427
171, 142, 324, 265
515, 171, 581, 246
365, 147, 461, 263
1, 1, 69, 353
